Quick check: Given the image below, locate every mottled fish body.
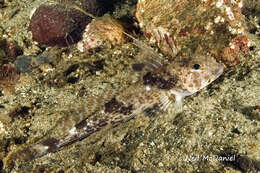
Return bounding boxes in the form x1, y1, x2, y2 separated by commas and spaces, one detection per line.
5, 51, 223, 166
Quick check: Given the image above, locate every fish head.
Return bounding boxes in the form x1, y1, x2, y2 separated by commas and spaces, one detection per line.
168, 55, 224, 95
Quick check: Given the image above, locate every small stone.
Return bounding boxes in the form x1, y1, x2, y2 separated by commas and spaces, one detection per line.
14, 53, 54, 73
14, 56, 33, 73
29, 4, 92, 47
39, 64, 54, 73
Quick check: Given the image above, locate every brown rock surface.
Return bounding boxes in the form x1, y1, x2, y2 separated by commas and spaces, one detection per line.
29, 4, 92, 47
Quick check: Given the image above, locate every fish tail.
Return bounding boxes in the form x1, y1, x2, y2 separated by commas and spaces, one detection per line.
4, 117, 108, 170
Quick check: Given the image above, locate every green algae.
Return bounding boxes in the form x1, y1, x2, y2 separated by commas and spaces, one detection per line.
0, 0, 259, 172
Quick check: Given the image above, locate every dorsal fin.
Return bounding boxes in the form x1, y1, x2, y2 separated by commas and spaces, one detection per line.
68, 3, 166, 72
123, 31, 167, 72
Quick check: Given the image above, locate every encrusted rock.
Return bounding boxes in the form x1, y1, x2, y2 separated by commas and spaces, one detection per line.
136, 0, 249, 66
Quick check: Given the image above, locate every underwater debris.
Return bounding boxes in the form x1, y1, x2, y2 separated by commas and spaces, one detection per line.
29, 4, 92, 47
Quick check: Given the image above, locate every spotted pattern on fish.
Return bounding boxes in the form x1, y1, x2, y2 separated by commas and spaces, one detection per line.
45, 89, 119, 138
5, 53, 223, 166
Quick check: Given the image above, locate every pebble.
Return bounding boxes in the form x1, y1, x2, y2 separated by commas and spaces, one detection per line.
13, 56, 34, 73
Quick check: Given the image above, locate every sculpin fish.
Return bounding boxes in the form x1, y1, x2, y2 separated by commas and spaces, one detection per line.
5, 41, 223, 168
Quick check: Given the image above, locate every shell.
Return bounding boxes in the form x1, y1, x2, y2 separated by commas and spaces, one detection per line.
77, 14, 126, 52
136, 0, 248, 66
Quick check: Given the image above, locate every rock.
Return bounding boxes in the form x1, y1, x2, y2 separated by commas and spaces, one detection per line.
13, 56, 34, 73
14, 54, 51, 73
136, 0, 249, 66
29, 4, 92, 47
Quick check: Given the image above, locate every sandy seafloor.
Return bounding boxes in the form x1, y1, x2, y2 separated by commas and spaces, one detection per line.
0, 0, 259, 172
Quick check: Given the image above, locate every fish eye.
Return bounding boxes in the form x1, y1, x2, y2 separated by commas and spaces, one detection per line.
193, 64, 200, 70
